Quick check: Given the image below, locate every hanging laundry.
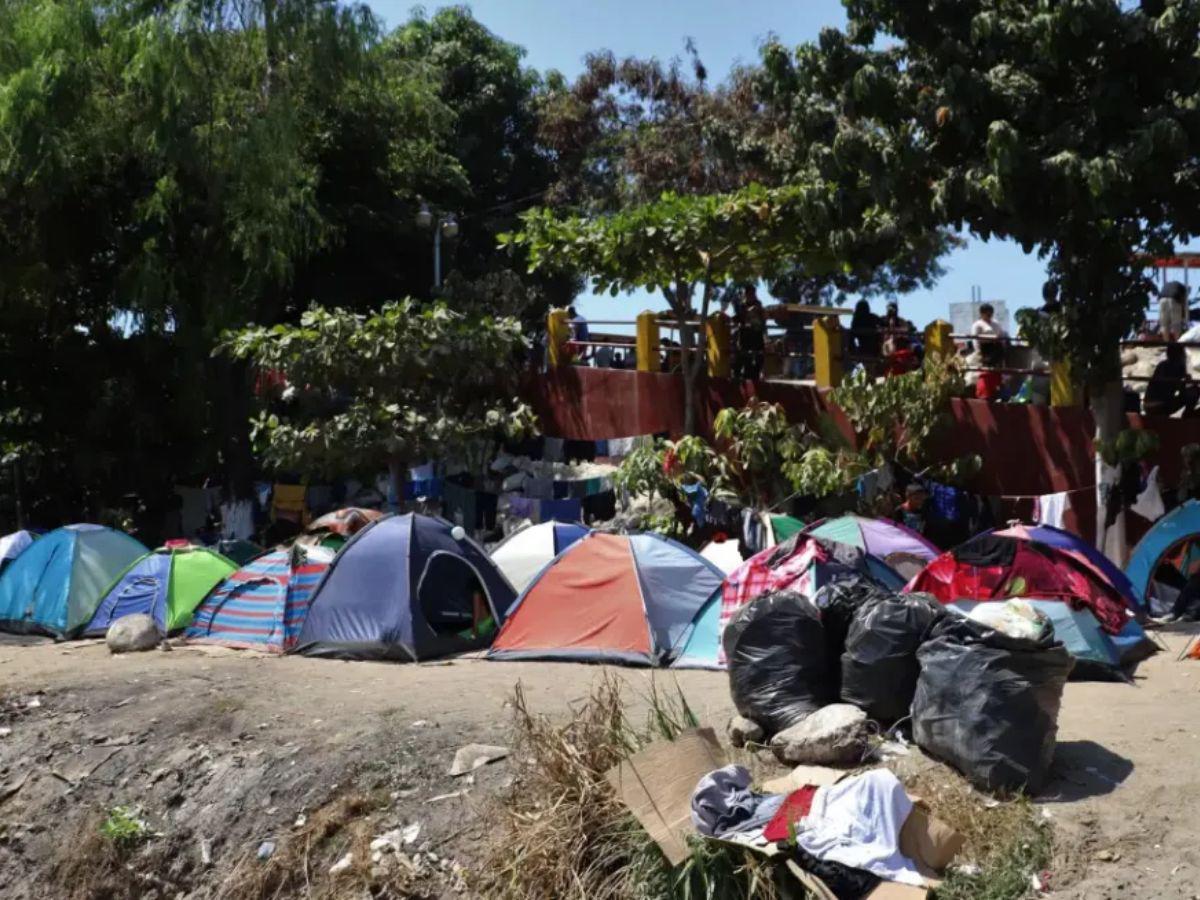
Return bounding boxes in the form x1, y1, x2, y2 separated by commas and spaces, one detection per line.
543, 437, 565, 462
219, 500, 255, 541
1131, 466, 1166, 522
681, 482, 710, 528
538, 497, 582, 523
581, 491, 615, 522
1035, 491, 1071, 530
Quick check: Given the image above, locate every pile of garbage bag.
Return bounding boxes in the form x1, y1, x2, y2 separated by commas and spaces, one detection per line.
724, 591, 833, 733
912, 613, 1074, 793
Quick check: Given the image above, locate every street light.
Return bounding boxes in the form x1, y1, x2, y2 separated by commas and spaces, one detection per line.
415, 202, 458, 289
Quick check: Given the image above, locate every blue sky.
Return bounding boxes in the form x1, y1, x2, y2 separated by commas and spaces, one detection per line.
366, 0, 1163, 330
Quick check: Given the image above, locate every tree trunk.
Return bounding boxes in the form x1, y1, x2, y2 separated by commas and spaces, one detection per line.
1092, 377, 1125, 562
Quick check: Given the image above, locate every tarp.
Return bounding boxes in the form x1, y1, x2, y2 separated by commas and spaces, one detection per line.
489, 532, 723, 666
674, 533, 903, 670
489, 520, 589, 595
0, 530, 35, 568
0, 525, 148, 638
993, 523, 1143, 614
185, 545, 332, 653
698, 537, 745, 575
306, 507, 383, 537
297, 513, 515, 662
1126, 500, 1200, 608
906, 534, 1132, 634
84, 546, 236, 636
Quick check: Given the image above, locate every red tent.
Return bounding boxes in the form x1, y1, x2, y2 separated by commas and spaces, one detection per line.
906, 534, 1129, 634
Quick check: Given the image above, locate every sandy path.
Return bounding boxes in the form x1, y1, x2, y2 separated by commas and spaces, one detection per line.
2, 627, 1199, 898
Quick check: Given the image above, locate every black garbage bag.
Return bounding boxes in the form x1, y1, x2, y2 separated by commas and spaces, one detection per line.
912, 614, 1074, 794
723, 591, 833, 735
840, 593, 944, 723
813, 577, 893, 696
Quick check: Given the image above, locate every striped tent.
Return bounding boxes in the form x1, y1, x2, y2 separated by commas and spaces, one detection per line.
185, 545, 333, 653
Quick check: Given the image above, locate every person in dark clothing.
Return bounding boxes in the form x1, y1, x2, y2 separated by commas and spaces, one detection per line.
734, 287, 767, 381
850, 300, 881, 365
1144, 343, 1199, 417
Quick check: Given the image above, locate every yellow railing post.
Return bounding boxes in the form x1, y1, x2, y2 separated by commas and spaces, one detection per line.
706, 312, 731, 378
924, 319, 954, 360
1051, 359, 1077, 407
636, 310, 660, 373
546, 308, 570, 368
813, 315, 843, 388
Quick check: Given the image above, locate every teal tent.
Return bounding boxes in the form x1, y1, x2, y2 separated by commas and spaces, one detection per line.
949, 600, 1121, 678
0, 525, 148, 638
1126, 500, 1200, 614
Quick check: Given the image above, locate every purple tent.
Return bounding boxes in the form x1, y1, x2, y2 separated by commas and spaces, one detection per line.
804, 515, 938, 580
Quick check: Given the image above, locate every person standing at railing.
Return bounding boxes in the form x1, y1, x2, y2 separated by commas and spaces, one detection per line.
734, 287, 766, 381
850, 300, 881, 368
1144, 342, 1199, 417
567, 305, 590, 365
970, 303, 1008, 400
1159, 281, 1189, 343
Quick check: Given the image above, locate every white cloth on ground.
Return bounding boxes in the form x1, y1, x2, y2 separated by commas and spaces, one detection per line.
795, 769, 924, 887
1035, 491, 1071, 530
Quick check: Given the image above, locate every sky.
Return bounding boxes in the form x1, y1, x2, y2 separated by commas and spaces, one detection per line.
366, 0, 1166, 331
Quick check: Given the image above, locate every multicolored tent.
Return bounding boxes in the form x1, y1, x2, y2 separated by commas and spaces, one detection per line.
673, 533, 904, 670
993, 523, 1143, 613
185, 545, 333, 653
906, 534, 1132, 634
297, 514, 514, 662
1126, 500, 1200, 611
489, 521, 590, 594
489, 532, 723, 666
804, 515, 938, 578
0, 525, 149, 638
84, 546, 236, 637
0, 530, 36, 575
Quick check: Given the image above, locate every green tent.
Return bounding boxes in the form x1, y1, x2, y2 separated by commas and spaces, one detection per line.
767, 514, 805, 544
83, 546, 237, 636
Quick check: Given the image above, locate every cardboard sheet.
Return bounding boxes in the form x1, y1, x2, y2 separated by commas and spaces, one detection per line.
605, 727, 725, 865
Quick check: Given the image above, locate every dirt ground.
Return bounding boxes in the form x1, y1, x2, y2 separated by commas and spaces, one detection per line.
1, 625, 1199, 899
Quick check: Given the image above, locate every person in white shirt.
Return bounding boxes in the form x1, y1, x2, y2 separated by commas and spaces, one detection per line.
1159, 281, 1189, 342
970, 302, 1007, 342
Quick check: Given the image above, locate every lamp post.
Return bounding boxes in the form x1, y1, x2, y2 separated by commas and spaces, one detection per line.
416, 202, 459, 289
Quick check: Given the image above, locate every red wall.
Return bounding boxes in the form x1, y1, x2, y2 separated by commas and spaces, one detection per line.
527, 367, 1196, 508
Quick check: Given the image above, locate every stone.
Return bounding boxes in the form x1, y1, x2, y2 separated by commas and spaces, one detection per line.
727, 715, 764, 748
448, 744, 508, 776
256, 841, 275, 861
106, 615, 161, 654
769, 704, 869, 766
329, 852, 354, 875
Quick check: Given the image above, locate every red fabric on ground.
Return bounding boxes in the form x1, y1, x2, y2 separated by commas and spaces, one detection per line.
763, 787, 820, 843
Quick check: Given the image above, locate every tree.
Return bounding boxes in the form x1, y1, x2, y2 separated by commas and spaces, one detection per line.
222, 300, 536, 503
784, 0, 1200, 548
537, 43, 957, 306
506, 183, 844, 434
506, 178, 952, 433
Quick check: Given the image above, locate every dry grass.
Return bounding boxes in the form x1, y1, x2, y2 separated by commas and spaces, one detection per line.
216, 792, 428, 900
52, 810, 181, 900
478, 674, 780, 900
900, 767, 1053, 900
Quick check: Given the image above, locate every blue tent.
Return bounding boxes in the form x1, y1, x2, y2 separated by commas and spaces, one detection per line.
949, 599, 1121, 677
1126, 500, 1200, 610
0, 525, 149, 638
296, 513, 515, 662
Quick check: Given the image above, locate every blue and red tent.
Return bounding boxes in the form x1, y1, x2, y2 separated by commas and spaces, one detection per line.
185, 546, 332, 653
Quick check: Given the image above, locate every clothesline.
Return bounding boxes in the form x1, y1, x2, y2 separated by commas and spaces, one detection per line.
998, 485, 1096, 501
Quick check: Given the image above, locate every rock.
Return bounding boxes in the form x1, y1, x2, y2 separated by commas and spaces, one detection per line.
1094, 849, 1121, 862
727, 715, 764, 748
448, 744, 509, 776
329, 852, 354, 875
769, 704, 869, 766
256, 841, 275, 861
106, 615, 161, 654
